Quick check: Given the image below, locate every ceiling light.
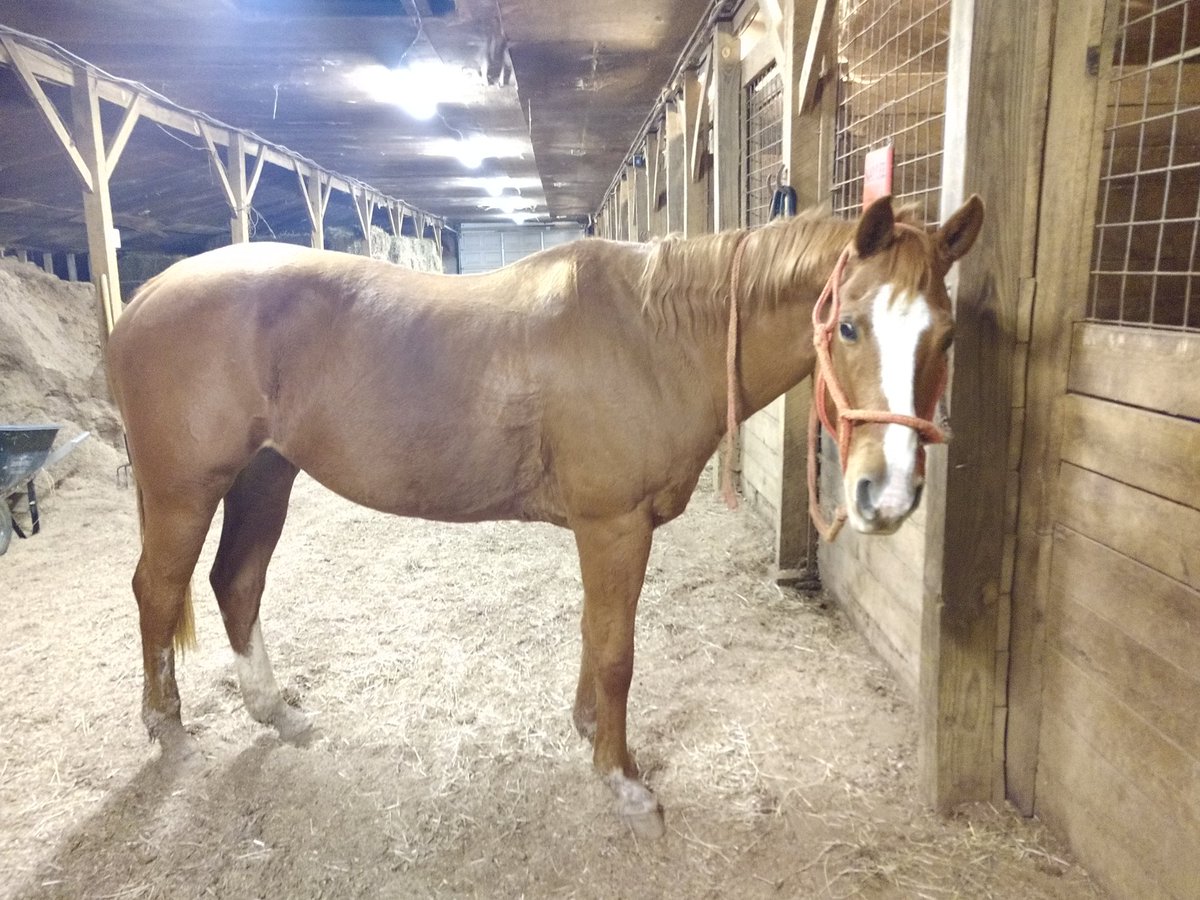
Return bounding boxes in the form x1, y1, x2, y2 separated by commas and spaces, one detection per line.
427, 134, 527, 169
348, 61, 481, 120
478, 194, 538, 213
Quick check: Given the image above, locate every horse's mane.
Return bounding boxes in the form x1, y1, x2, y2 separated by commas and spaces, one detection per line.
637, 204, 936, 336
638, 210, 854, 336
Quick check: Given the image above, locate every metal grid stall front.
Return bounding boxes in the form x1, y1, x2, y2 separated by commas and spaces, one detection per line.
831, 0, 952, 222
744, 64, 784, 227
1089, 0, 1200, 331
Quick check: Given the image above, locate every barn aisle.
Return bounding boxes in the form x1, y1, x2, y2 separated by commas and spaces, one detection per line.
2, 467, 1104, 898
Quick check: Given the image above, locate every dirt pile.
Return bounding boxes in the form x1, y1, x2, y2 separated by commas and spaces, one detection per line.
0, 257, 125, 492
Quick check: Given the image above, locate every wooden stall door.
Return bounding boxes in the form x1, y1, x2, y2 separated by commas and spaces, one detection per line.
1013, 0, 1200, 896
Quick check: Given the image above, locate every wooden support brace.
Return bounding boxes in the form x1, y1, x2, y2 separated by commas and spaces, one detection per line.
295, 163, 332, 248
104, 92, 143, 178
104, 92, 144, 178
245, 142, 267, 201
796, 0, 836, 114
758, 0, 789, 68
200, 122, 238, 211
352, 188, 377, 239
2, 36, 93, 191
689, 56, 713, 183
647, 129, 663, 210
70, 65, 121, 337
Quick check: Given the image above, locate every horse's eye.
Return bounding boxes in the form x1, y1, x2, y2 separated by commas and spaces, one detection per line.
838, 320, 858, 343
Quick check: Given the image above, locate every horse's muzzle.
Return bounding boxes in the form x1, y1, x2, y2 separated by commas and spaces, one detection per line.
848, 472, 924, 534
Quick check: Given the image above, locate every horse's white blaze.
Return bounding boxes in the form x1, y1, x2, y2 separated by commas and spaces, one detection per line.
235, 619, 284, 723
870, 285, 931, 512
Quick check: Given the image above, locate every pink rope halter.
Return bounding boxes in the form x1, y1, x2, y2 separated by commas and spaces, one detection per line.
806, 225, 949, 541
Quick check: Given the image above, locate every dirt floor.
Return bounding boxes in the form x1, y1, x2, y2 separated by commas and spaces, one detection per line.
0, 259, 1108, 899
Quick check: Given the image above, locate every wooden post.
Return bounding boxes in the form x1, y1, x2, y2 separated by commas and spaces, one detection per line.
388, 202, 405, 239
632, 150, 649, 241
711, 22, 741, 232
918, 0, 1052, 811
645, 129, 666, 238
666, 94, 686, 233
1007, 0, 1105, 815
227, 132, 251, 243
70, 66, 122, 339
623, 164, 637, 240
682, 66, 711, 238
768, 0, 825, 580
296, 164, 331, 250
352, 187, 378, 257
202, 127, 265, 244
710, 20, 743, 494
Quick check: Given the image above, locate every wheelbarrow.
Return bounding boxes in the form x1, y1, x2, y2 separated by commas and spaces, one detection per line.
1, 425, 90, 555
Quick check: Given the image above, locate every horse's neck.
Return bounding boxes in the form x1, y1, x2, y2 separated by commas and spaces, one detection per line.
728, 226, 846, 420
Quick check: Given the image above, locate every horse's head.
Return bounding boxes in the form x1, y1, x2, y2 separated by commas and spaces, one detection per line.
816, 194, 984, 535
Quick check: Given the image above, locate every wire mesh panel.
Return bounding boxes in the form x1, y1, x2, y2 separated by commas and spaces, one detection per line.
1089, 0, 1200, 331
745, 65, 784, 227
831, 0, 952, 222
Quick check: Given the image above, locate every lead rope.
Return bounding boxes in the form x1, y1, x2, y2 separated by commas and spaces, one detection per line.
807, 245, 854, 540
721, 231, 754, 509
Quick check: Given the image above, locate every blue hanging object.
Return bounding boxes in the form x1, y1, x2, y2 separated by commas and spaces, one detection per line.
768, 165, 797, 220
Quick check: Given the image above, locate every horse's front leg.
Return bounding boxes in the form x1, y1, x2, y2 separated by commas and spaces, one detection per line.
571, 507, 663, 838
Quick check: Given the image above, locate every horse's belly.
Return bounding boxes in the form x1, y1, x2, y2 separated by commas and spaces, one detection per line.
282, 429, 558, 525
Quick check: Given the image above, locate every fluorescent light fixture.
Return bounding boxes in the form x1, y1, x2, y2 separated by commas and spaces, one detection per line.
348, 61, 481, 121
426, 134, 527, 169
478, 194, 538, 213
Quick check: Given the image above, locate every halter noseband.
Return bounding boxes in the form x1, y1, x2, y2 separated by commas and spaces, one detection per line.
806, 222, 949, 541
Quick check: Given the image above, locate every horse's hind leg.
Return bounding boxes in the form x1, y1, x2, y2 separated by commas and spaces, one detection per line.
571, 508, 664, 838
208, 448, 310, 743
133, 491, 219, 759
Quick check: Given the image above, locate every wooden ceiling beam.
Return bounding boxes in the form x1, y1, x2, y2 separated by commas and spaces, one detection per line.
0, 26, 445, 242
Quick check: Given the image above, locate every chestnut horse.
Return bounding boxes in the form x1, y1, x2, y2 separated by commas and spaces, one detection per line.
106, 195, 983, 837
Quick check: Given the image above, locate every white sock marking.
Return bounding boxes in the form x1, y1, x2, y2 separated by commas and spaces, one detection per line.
236, 620, 283, 722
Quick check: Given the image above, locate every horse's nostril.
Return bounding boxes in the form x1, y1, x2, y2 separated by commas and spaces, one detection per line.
856, 478, 877, 521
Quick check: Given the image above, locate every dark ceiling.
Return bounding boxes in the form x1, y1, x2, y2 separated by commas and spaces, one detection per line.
0, 0, 715, 254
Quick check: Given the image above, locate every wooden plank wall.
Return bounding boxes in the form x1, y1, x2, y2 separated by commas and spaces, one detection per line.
819, 431, 927, 694
1035, 326, 1200, 900
741, 398, 783, 523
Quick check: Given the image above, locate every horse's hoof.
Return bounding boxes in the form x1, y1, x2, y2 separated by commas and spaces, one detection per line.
607, 771, 665, 839
273, 705, 315, 746
157, 726, 200, 763
622, 805, 666, 839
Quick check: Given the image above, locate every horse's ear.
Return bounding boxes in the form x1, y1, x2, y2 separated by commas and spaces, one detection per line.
855, 196, 896, 257
937, 194, 985, 263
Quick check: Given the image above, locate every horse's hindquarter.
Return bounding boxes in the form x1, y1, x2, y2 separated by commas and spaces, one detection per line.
107, 245, 544, 521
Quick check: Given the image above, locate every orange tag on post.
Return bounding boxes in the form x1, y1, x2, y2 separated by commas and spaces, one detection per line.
863, 145, 894, 208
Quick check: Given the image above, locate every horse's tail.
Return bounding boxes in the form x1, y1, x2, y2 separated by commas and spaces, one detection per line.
134, 481, 197, 654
